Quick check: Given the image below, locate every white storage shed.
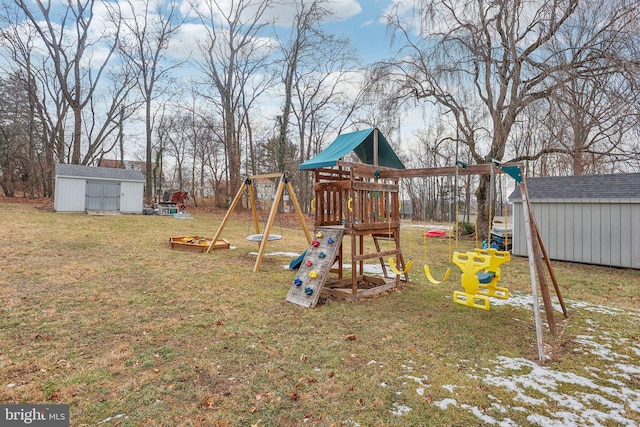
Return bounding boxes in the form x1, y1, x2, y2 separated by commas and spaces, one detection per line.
509, 173, 640, 269
54, 164, 145, 213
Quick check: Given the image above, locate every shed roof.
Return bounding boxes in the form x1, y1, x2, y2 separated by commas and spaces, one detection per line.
509, 173, 640, 200
56, 163, 145, 182
299, 128, 405, 170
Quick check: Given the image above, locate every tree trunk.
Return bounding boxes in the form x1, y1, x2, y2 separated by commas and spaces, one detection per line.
145, 98, 153, 203
72, 103, 82, 164
474, 174, 495, 243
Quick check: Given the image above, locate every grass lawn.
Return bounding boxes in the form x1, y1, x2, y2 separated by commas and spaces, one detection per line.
1, 201, 639, 426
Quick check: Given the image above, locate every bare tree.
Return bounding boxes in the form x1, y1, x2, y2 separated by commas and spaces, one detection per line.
1, 4, 69, 196
275, 0, 329, 173
375, 0, 640, 239
0, 73, 29, 197
286, 25, 361, 210
193, 0, 275, 198
83, 66, 140, 165
0, 9, 40, 197
543, 1, 640, 175
13, 0, 121, 165
159, 112, 189, 191
107, 0, 185, 202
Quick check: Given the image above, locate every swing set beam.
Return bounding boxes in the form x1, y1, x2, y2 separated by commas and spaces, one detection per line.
342, 161, 524, 179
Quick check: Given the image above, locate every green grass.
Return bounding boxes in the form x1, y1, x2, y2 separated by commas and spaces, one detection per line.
0, 202, 639, 426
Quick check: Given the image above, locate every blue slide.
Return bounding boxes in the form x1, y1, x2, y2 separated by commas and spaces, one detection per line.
289, 250, 307, 269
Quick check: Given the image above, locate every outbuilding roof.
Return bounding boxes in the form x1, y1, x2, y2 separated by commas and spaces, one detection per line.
56, 163, 145, 182
509, 173, 640, 200
299, 128, 405, 170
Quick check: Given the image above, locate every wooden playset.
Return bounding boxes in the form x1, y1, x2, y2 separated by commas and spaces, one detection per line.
287, 163, 410, 307
286, 129, 411, 307
283, 128, 567, 361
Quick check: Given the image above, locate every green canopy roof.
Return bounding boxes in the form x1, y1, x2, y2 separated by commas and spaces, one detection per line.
299, 128, 405, 170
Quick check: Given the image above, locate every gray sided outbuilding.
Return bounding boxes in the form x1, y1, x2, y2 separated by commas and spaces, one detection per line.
54, 164, 145, 213
509, 173, 640, 269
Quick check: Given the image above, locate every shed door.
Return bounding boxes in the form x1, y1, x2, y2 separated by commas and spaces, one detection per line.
86, 181, 120, 211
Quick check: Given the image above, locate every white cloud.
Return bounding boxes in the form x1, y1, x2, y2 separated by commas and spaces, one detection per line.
187, 0, 361, 27
266, 0, 362, 26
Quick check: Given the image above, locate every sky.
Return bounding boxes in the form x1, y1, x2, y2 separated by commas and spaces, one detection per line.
321, 0, 397, 63
1, 0, 430, 158
317, 0, 434, 145
167, 0, 428, 149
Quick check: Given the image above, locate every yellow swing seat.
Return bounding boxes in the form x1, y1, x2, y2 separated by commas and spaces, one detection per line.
388, 257, 413, 275
424, 265, 451, 284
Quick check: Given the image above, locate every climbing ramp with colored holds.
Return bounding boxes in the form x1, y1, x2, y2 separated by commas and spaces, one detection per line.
286, 227, 345, 308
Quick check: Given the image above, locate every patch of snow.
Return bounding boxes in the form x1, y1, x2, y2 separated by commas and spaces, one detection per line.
379, 298, 640, 425
250, 251, 301, 257
574, 335, 622, 361
98, 414, 127, 424
461, 403, 499, 424
442, 384, 458, 393
434, 398, 457, 409
403, 374, 429, 385
616, 363, 640, 375
490, 293, 640, 320
406, 331, 639, 425
390, 402, 411, 416
471, 356, 640, 424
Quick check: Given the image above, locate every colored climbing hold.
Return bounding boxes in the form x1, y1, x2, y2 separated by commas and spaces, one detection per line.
327, 237, 334, 244
304, 287, 313, 296
294, 278, 303, 287
311, 238, 320, 247
309, 270, 318, 279
306, 260, 313, 267
318, 251, 326, 259
316, 231, 323, 238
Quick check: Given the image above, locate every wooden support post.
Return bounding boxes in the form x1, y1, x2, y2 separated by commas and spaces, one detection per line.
373, 128, 379, 167
528, 205, 569, 318
253, 176, 286, 272
248, 179, 260, 234
528, 206, 557, 336
351, 232, 357, 295
520, 182, 546, 363
286, 180, 312, 244
207, 181, 248, 253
